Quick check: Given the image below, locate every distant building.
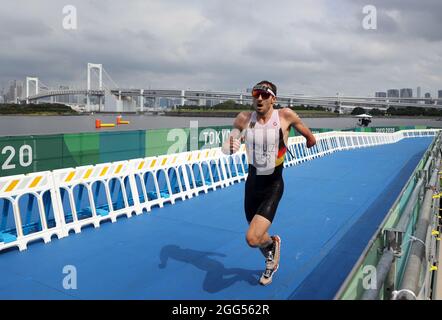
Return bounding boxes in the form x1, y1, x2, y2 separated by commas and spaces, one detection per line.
375, 92, 386, 103
425, 92, 432, 105
399, 88, 413, 104
400, 88, 413, 98
438, 90, 442, 99
416, 86, 421, 98
387, 89, 399, 98
159, 97, 174, 108
6, 80, 24, 103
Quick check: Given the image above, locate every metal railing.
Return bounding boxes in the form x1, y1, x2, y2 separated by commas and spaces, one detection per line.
336, 131, 442, 300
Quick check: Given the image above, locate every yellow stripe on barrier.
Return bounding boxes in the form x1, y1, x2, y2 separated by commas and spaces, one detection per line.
161, 158, 167, 166
115, 164, 123, 174
83, 169, 93, 179
29, 176, 42, 188
5, 180, 20, 192
430, 265, 438, 271
433, 194, 441, 199
188, 155, 192, 161
100, 167, 109, 177
172, 156, 177, 164
197, 152, 201, 160
150, 159, 157, 168
65, 171, 76, 182
205, 151, 209, 158
138, 161, 145, 170
432, 230, 440, 236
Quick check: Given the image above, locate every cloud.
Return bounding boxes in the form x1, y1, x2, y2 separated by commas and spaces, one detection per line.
1, 0, 441, 97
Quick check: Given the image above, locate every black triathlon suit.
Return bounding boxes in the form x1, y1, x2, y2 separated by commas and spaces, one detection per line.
244, 163, 284, 223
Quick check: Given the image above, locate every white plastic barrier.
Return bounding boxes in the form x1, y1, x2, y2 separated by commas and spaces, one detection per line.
0, 171, 65, 251
131, 156, 172, 210
52, 160, 138, 235
402, 129, 440, 138
0, 129, 439, 252
283, 130, 439, 168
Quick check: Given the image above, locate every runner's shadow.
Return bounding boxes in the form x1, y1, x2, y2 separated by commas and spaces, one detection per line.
158, 244, 262, 293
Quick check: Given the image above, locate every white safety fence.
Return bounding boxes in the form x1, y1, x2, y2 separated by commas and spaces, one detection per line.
0, 129, 439, 252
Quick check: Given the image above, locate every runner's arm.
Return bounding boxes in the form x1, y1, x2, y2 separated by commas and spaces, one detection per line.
221, 112, 249, 155
283, 108, 316, 148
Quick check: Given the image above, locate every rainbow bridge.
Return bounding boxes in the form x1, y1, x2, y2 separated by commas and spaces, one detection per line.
0, 128, 440, 300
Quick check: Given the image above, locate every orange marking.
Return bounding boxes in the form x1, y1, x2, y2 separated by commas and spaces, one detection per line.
83, 169, 93, 179
29, 176, 42, 188
65, 171, 76, 182
100, 167, 109, 177
5, 180, 19, 192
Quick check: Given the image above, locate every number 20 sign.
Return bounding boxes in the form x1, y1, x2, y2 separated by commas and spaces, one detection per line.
1, 145, 33, 171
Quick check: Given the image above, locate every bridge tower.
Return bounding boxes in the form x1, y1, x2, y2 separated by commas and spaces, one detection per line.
26, 77, 39, 104
87, 63, 103, 111
181, 90, 186, 107
139, 89, 144, 112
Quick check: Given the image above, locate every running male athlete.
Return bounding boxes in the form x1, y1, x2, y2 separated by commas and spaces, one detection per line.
222, 80, 316, 285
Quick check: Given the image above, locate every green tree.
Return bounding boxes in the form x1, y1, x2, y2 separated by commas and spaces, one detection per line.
369, 108, 384, 116
386, 107, 396, 115
351, 107, 366, 115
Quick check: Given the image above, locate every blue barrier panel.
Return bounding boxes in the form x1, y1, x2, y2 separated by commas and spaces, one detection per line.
134, 175, 145, 203
144, 172, 158, 200
109, 178, 125, 211
210, 161, 221, 184
124, 177, 134, 206
228, 158, 237, 178
59, 188, 73, 224
201, 163, 212, 186
73, 184, 93, 220
91, 181, 110, 216
156, 170, 170, 199
167, 168, 181, 194
42, 190, 56, 229
0, 198, 17, 242
18, 194, 42, 236
185, 165, 195, 189
178, 166, 189, 193
192, 164, 203, 187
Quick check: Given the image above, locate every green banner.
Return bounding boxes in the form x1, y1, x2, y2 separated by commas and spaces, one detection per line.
0, 135, 63, 176
62, 133, 100, 168
0, 125, 433, 177
0, 125, 236, 177
99, 130, 145, 163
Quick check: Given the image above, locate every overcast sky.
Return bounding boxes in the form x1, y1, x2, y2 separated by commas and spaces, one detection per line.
1, 0, 441, 96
